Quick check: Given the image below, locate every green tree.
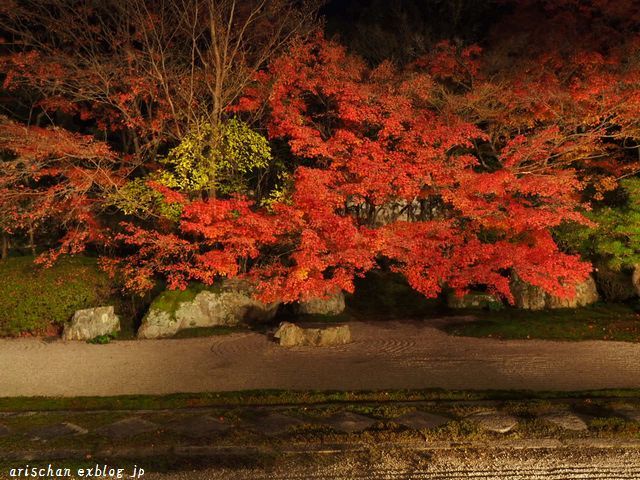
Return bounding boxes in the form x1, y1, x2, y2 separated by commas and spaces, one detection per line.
557, 178, 640, 272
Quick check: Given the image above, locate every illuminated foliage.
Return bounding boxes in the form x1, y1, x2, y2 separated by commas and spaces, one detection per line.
1, 0, 639, 308
159, 119, 272, 195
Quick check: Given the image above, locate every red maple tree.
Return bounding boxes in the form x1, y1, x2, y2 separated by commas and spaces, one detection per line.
2, 1, 639, 307
112, 35, 625, 303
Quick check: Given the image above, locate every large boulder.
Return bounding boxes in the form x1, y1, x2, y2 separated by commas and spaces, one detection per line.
633, 264, 640, 296
594, 263, 636, 302
447, 292, 502, 309
545, 276, 599, 308
296, 290, 346, 316
510, 273, 547, 310
511, 272, 599, 310
63, 306, 120, 341
274, 321, 351, 347
138, 280, 280, 339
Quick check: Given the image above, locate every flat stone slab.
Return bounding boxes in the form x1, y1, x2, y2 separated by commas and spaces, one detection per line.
467, 411, 518, 433
246, 412, 305, 436
540, 411, 588, 431
612, 405, 640, 422
96, 417, 158, 439
321, 411, 377, 433
29, 422, 87, 441
0, 424, 10, 437
165, 415, 231, 438
391, 411, 451, 430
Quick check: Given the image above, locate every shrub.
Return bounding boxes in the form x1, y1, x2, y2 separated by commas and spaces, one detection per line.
0, 256, 113, 336
556, 178, 640, 272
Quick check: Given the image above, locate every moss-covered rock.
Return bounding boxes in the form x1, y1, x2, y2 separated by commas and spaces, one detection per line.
138, 280, 280, 339
62, 306, 120, 341
510, 272, 599, 310
0, 256, 113, 336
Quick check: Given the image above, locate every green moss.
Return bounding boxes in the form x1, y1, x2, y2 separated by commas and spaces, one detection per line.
145, 283, 215, 321
443, 303, 640, 342
2, 388, 640, 413
0, 256, 113, 336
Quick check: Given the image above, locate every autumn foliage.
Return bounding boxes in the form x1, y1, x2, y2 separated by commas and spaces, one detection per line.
1, 0, 640, 305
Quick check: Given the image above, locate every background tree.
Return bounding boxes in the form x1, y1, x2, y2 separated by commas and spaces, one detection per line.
0, 0, 321, 257
0, 115, 117, 261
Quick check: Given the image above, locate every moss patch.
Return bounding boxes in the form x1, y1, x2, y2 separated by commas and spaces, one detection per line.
144, 282, 226, 323
0, 256, 113, 336
146, 284, 204, 319
443, 303, 640, 342
1, 388, 640, 413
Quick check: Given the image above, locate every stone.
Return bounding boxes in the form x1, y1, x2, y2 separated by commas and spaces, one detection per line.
540, 411, 588, 431
447, 292, 502, 309
321, 411, 376, 433
0, 424, 9, 437
62, 306, 120, 341
96, 417, 158, 439
594, 263, 636, 302
29, 422, 88, 440
467, 411, 518, 433
511, 272, 599, 310
545, 276, 600, 309
510, 273, 547, 310
391, 411, 451, 430
138, 309, 179, 339
165, 415, 231, 438
274, 321, 351, 347
246, 412, 305, 436
138, 280, 280, 339
633, 264, 640, 296
296, 290, 345, 316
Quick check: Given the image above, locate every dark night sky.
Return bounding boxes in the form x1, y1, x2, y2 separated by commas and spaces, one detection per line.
320, 0, 510, 64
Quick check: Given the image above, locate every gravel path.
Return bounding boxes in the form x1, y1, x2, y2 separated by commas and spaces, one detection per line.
150, 449, 640, 480
1, 321, 639, 397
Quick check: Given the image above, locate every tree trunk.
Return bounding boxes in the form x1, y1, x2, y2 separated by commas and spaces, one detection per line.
1, 232, 8, 260
29, 227, 36, 256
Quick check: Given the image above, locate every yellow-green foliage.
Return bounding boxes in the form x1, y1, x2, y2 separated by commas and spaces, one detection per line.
261, 171, 294, 209
160, 119, 271, 195
111, 178, 183, 221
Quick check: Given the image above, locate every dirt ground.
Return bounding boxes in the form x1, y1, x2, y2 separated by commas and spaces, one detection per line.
1, 320, 639, 397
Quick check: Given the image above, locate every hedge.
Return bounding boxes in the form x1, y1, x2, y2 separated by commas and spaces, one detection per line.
0, 256, 113, 336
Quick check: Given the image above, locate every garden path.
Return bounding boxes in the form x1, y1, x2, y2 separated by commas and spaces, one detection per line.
1, 320, 639, 396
